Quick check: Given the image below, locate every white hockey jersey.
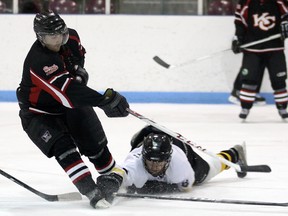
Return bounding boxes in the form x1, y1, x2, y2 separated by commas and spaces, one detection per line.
120, 144, 195, 191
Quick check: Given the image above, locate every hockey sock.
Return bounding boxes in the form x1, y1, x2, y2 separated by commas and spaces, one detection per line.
217, 149, 238, 171
56, 148, 97, 196
274, 89, 288, 110
239, 84, 257, 109
88, 146, 116, 174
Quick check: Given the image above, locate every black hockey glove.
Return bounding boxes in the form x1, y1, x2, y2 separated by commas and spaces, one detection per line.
74, 65, 89, 85
98, 88, 129, 117
96, 173, 123, 203
135, 181, 180, 194
280, 13, 288, 40
231, 36, 243, 54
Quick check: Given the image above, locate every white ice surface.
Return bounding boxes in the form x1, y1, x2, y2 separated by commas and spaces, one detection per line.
0, 103, 288, 216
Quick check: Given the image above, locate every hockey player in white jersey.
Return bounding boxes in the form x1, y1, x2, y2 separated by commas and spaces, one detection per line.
95, 125, 247, 203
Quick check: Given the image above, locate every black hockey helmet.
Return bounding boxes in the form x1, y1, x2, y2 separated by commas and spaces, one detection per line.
142, 133, 173, 176
33, 10, 69, 45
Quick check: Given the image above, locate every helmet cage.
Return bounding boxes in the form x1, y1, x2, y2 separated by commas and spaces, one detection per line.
142, 133, 173, 177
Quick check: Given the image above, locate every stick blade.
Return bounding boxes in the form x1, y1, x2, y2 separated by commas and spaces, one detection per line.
153, 56, 171, 69
241, 165, 271, 173
56, 192, 82, 201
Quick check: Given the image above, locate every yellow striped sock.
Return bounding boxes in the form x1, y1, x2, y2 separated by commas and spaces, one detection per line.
217, 152, 232, 171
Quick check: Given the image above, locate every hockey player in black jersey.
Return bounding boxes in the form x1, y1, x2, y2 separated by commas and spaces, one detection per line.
231, 0, 288, 120
16, 11, 129, 208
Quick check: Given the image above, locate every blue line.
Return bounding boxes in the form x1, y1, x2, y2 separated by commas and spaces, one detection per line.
0, 90, 274, 104
0, 91, 17, 102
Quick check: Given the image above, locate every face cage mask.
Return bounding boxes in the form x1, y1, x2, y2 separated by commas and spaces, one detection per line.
144, 157, 171, 177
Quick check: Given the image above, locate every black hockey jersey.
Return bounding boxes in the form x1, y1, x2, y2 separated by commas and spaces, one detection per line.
234, 0, 288, 52
17, 28, 104, 114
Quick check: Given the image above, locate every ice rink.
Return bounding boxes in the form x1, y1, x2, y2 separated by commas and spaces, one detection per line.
0, 102, 288, 216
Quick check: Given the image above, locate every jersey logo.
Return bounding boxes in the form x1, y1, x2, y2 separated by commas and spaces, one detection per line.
43, 64, 59, 75
181, 179, 189, 188
41, 130, 52, 143
277, 71, 286, 77
253, 13, 276, 31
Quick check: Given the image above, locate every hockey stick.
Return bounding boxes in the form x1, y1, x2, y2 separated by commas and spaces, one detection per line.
115, 193, 288, 207
127, 108, 271, 173
0, 169, 82, 201
153, 33, 281, 69
153, 49, 230, 69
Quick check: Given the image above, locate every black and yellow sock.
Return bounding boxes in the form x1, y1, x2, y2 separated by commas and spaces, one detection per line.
217, 149, 238, 171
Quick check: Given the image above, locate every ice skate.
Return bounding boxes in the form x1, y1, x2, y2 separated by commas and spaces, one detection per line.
232, 143, 247, 178
239, 108, 249, 120
88, 188, 111, 209
254, 94, 266, 106
228, 89, 240, 105
229, 89, 266, 106
278, 109, 288, 119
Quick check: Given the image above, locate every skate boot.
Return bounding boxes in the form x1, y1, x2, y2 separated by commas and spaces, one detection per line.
231, 143, 247, 178
229, 89, 266, 106
278, 109, 288, 119
254, 94, 266, 106
239, 109, 249, 119
87, 188, 111, 209
228, 89, 240, 105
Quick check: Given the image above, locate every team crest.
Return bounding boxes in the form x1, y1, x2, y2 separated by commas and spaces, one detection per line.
43, 64, 58, 75
253, 13, 275, 31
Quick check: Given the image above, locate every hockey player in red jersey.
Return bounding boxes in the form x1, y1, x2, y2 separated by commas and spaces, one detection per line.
16, 11, 129, 208
231, 0, 288, 120
95, 126, 248, 203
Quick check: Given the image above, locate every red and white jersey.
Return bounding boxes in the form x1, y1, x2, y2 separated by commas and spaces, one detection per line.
17, 28, 103, 114
120, 144, 195, 191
